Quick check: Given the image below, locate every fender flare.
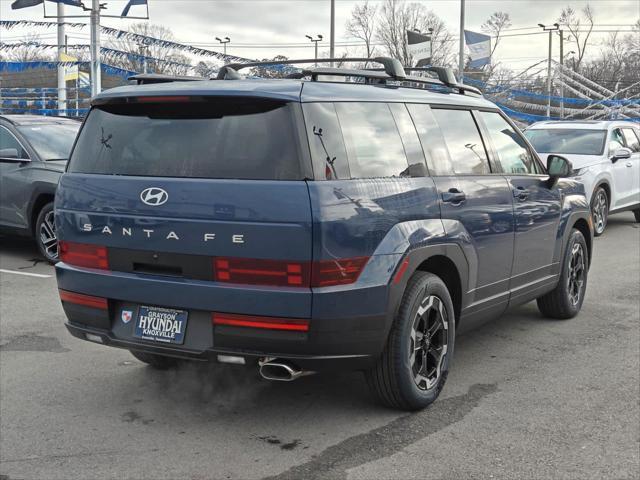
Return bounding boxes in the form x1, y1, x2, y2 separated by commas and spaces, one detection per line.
385, 243, 470, 333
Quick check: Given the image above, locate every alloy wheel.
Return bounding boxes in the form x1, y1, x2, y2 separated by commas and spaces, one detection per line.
39, 210, 58, 260
567, 243, 586, 306
592, 190, 608, 235
409, 294, 448, 391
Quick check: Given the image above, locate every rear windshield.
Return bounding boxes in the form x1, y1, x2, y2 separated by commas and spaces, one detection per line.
68, 99, 303, 179
524, 128, 607, 156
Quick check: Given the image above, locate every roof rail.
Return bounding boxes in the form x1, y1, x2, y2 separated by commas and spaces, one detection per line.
129, 73, 205, 85
216, 57, 406, 80
402, 67, 481, 95
216, 57, 481, 96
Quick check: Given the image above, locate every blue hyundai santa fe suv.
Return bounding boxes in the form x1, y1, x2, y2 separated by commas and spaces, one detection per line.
55, 58, 593, 410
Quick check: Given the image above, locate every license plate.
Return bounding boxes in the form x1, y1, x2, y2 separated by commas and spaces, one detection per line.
134, 306, 188, 345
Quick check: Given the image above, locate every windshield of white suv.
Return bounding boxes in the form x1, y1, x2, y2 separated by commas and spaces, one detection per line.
17, 123, 80, 161
524, 129, 607, 156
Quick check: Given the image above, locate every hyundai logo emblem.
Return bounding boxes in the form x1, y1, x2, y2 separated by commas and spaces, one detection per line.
140, 187, 169, 206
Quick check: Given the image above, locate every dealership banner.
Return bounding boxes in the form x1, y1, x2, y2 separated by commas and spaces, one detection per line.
406, 30, 432, 67
464, 30, 491, 68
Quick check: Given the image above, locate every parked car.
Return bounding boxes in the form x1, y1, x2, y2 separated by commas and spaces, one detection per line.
525, 120, 640, 235
0, 114, 81, 262
55, 59, 593, 411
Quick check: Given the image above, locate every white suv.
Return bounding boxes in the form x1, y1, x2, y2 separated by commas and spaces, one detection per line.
525, 120, 640, 235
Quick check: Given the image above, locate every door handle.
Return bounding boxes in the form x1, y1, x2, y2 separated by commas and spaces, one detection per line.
513, 187, 529, 200
626, 162, 633, 167
442, 188, 466, 204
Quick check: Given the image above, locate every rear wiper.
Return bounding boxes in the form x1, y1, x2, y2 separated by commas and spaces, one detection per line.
45, 158, 68, 162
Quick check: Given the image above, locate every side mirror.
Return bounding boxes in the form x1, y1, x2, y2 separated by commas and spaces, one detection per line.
0, 148, 19, 160
547, 154, 573, 181
611, 147, 632, 162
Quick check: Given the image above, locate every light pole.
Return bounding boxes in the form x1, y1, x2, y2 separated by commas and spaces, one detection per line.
305, 34, 323, 67
329, 0, 335, 66
458, 0, 465, 82
56, 2, 66, 113
215, 36, 231, 57
539, 23, 560, 119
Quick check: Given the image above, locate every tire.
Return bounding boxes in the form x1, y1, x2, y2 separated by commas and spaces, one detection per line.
591, 187, 608, 236
34, 202, 58, 264
537, 228, 588, 320
130, 350, 180, 369
365, 271, 455, 411
633, 209, 640, 223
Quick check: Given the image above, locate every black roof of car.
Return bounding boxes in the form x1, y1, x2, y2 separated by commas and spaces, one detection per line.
0, 114, 80, 126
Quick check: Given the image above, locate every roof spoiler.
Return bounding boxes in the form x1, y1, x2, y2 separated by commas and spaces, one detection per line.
128, 73, 205, 85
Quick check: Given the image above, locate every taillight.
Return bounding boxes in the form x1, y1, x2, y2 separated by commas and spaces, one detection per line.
212, 257, 369, 288
59, 241, 109, 270
59, 289, 108, 310
212, 313, 309, 332
213, 257, 310, 287
311, 257, 369, 287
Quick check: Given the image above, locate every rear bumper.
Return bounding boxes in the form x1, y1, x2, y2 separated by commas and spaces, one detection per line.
64, 320, 379, 371
57, 262, 397, 371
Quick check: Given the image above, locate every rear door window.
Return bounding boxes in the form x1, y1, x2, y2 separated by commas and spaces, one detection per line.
334, 102, 409, 178
69, 99, 303, 180
430, 109, 491, 175
406, 104, 452, 176
478, 111, 541, 174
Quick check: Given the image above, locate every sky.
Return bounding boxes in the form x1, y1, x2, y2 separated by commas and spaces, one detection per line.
1, 0, 639, 73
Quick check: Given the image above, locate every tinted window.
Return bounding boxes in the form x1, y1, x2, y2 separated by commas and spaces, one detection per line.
406, 104, 452, 176
479, 111, 540, 174
0, 126, 29, 159
302, 102, 350, 180
525, 128, 607, 155
335, 102, 409, 178
17, 123, 79, 161
388, 103, 428, 177
621, 128, 640, 153
431, 109, 490, 175
69, 99, 302, 179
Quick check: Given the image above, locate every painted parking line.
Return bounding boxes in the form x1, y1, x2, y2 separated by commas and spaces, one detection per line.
0, 269, 52, 279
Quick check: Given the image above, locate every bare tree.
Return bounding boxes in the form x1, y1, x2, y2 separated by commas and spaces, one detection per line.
5, 34, 52, 63
558, 5, 595, 72
376, 0, 454, 66
481, 12, 511, 56
106, 23, 191, 75
251, 55, 289, 78
345, 1, 378, 59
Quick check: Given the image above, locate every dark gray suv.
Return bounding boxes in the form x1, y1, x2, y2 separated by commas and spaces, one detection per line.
0, 114, 80, 262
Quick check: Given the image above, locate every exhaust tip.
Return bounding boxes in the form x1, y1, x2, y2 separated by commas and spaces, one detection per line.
258, 358, 314, 382
260, 362, 296, 381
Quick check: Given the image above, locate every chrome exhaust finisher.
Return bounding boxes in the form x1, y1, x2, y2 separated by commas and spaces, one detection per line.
258, 357, 314, 382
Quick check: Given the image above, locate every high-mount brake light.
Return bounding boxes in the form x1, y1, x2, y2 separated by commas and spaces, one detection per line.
212, 257, 369, 288
134, 96, 192, 103
59, 290, 108, 310
59, 241, 109, 270
212, 313, 310, 332
213, 258, 310, 287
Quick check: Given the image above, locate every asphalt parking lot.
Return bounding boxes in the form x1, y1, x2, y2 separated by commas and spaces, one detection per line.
1, 212, 639, 480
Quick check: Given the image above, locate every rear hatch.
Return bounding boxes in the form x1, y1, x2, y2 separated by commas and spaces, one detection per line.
56, 96, 314, 318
